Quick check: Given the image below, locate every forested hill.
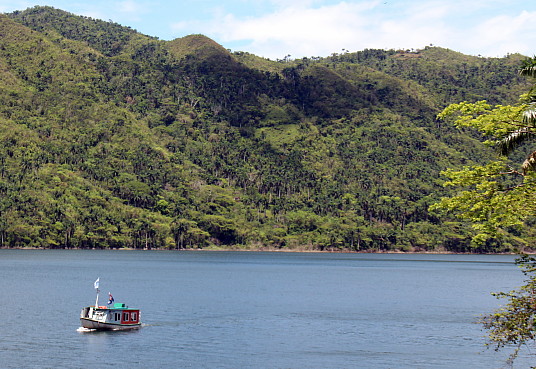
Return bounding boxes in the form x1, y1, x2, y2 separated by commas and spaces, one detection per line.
0, 6, 531, 252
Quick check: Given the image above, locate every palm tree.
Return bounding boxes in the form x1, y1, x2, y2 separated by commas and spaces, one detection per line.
497, 58, 536, 174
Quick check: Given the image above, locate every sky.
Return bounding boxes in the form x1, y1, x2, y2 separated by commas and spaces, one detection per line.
1, 0, 535, 60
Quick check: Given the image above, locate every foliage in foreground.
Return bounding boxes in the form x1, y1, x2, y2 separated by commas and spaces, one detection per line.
481, 254, 536, 366
431, 57, 536, 247
432, 57, 536, 365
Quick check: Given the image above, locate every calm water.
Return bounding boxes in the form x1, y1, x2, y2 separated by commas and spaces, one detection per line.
0, 250, 534, 368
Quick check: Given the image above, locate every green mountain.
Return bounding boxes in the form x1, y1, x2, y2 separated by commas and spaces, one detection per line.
0, 6, 530, 252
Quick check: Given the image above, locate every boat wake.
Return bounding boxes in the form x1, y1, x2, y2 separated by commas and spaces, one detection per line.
77, 327, 96, 333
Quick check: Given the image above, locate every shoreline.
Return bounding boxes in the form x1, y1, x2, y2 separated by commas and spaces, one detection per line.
0, 245, 530, 255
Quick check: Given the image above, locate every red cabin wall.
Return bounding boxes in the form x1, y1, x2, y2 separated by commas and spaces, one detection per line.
120, 310, 140, 324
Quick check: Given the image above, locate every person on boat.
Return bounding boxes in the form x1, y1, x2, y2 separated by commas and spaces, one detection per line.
108, 292, 114, 305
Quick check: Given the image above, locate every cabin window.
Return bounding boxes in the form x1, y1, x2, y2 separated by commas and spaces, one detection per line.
123, 312, 129, 321
115, 313, 120, 321
131, 312, 137, 321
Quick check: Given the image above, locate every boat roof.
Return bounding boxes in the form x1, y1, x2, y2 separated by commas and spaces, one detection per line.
85, 303, 139, 310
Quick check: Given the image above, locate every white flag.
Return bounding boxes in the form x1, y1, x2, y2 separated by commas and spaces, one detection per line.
94, 278, 100, 290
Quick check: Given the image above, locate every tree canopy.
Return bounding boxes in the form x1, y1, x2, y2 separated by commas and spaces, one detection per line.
431, 57, 536, 247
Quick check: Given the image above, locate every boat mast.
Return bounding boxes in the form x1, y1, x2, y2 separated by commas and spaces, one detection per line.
94, 277, 100, 307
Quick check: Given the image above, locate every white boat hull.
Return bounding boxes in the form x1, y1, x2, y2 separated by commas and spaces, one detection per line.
80, 318, 141, 331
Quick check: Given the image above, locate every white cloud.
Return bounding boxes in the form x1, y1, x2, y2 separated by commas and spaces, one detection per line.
472, 10, 536, 56
192, 0, 455, 58
477, 17, 518, 44
3, 0, 534, 59
260, 0, 319, 10
371, 1, 456, 51
58, 1, 151, 24
118, 0, 141, 14
206, 1, 380, 58
192, 0, 536, 59
404, 1, 452, 22
115, 0, 150, 21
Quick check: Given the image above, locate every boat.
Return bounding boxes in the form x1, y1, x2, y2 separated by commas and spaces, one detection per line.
80, 278, 141, 331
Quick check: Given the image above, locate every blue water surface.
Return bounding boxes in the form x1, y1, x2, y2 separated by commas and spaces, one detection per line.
0, 250, 533, 368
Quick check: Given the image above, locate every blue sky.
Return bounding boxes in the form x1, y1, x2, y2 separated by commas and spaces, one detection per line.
1, 0, 535, 60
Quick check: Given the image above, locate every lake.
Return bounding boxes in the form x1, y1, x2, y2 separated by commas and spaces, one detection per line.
0, 250, 533, 368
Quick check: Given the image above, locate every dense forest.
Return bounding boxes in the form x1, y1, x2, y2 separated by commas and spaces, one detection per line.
0, 6, 532, 252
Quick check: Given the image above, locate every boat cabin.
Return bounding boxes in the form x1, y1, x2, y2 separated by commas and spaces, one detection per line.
80, 303, 141, 330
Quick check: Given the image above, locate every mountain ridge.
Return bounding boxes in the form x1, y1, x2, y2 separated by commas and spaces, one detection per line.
0, 6, 532, 252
